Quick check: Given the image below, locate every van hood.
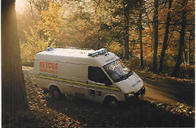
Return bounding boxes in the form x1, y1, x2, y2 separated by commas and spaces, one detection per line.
116, 72, 143, 94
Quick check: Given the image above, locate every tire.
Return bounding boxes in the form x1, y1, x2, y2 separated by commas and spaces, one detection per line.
104, 96, 118, 107
50, 86, 62, 99
42, 88, 49, 94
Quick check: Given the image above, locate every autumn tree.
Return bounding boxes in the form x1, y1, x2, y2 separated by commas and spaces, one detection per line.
138, 0, 144, 67
123, 0, 130, 59
17, 0, 194, 78
172, 0, 188, 76
37, 1, 65, 47
159, 0, 173, 73
20, 1, 66, 63
152, 0, 159, 72
2, 0, 28, 118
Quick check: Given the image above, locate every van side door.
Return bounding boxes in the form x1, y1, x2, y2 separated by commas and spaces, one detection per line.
87, 66, 113, 102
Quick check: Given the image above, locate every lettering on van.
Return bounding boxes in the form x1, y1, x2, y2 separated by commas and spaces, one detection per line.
40, 62, 58, 74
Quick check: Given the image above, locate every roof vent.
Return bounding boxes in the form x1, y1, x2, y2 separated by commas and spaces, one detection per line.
45, 47, 54, 51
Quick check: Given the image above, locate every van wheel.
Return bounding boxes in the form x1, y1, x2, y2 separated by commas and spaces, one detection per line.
104, 96, 118, 107
50, 87, 62, 99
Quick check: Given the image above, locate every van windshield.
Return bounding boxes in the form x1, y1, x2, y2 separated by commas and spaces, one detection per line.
103, 60, 132, 82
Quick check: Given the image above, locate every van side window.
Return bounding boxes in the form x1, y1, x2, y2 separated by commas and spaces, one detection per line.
88, 66, 112, 86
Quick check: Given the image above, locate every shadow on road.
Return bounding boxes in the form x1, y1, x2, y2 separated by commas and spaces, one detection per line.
46, 96, 194, 127
144, 78, 195, 106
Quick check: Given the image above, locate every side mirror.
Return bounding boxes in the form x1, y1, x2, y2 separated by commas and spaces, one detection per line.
123, 67, 128, 72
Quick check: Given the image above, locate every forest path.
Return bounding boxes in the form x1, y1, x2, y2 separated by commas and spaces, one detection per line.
136, 70, 194, 106
22, 66, 194, 107
22, 66, 194, 127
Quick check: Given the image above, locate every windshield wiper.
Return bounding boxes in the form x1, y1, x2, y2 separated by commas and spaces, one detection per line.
120, 71, 133, 81
128, 71, 133, 76
120, 74, 127, 80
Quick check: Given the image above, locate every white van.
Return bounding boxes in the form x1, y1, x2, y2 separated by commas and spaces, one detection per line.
34, 48, 145, 105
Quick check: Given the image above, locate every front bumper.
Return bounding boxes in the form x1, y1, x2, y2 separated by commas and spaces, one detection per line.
135, 86, 145, 96
125, 87, 146, 101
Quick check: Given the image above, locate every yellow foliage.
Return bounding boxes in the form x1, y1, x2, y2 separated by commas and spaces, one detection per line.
105, 41, 124, 57
20, 27, 54, 64
37, 2, 65, 45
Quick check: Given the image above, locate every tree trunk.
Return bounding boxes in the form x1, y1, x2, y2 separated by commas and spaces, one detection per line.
183, 50, 187, 64
2, 0, 28, 117
172, 0, 188, 76
188, 39, 190, 64
152, 0, 159, 72
124, 0, 130, 59
159, 0, 172, 73
187, 32, 192, 64
139, 0, 143, 67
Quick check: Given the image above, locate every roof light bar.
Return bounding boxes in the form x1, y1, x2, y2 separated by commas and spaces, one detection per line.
45, 47, 54, 51
88, 48, 108, 57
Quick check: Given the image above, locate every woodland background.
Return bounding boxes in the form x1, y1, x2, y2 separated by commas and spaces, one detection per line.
17, 0, 195, 78
2, 0, 195, 127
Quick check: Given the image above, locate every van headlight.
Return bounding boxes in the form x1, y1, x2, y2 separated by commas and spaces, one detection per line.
125, 92, 134, 98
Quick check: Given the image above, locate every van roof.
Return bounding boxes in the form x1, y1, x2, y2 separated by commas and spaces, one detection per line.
36, 48, 119, 66
38, 48, 95, 58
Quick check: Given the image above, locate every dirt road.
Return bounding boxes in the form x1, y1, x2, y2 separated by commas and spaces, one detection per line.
23, 66, 194, 107
22, 66, 194, 127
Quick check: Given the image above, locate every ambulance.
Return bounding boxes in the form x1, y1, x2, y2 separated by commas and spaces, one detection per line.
34, 48, 145, 106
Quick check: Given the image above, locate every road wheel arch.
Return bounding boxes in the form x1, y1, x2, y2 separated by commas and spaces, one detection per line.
103, 95, 119, 107
49, 85, 62, 99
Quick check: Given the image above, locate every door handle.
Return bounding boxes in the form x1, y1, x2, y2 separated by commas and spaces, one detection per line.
88, 89, 95, 96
